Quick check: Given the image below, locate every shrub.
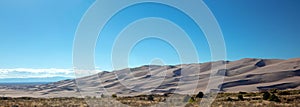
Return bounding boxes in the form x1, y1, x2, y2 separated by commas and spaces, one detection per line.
100, 94, 105, 98
239, 91, 247, 94
238, 94, 244, 101
226, 97, 233, 101
163, 93, 171, 97
188, 97, 195, 103
0, 97, 11, 100
262, 92, 270, 100
112, 94, 117, 98
262, 92, 281, 102
147, 95, 154, 101
269, 94, 280, 102
196, 91, 204, 98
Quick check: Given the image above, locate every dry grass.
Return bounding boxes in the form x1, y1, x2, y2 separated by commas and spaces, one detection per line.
0, 90, 300, 107
0, 97, 88, 107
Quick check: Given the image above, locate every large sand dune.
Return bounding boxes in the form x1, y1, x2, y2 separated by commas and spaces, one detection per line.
1, 58, 300, 97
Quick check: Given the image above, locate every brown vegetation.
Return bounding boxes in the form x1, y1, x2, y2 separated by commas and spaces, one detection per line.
0, 90, 299, 107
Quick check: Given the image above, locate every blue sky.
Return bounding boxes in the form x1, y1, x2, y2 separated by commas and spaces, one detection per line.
0, 0, 299, 73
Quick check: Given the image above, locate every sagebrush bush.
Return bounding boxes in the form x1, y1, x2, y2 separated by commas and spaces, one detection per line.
226, 97, 233, 101
238, 94, 244, 101
147, 95, 154, 101
269, 94, 280, 102
196, 91, 204, 98
263, 92, 270, 100
112, 94, 117, 98
239, 91, 247, 94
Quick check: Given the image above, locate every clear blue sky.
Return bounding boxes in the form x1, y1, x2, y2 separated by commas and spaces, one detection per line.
0, 0, 299, 71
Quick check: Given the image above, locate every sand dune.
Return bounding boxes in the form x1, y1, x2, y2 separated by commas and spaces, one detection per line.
1, 58, 300, 97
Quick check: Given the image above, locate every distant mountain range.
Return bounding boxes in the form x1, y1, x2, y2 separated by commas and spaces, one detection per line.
0, 77, 72, 83
1, 58, 300, 97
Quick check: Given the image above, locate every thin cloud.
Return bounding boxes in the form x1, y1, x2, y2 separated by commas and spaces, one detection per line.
0, 68, 74, 79
0, 68, 103, 79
